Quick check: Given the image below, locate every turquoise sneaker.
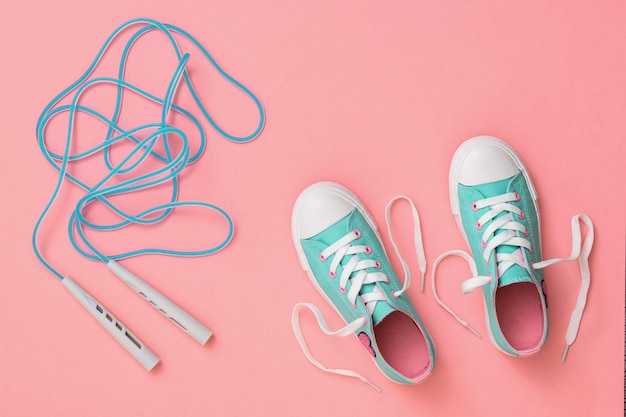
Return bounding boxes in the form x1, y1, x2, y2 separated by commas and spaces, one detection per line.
432, 136, 594, 360
291, 182, 436, 390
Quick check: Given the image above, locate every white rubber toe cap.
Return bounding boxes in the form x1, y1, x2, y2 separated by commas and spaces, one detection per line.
454, 136, 520, 186
292, 182, 356, 239
449, 135, 537, 217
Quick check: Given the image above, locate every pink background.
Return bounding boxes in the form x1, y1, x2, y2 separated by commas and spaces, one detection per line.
1, 1, 624, 416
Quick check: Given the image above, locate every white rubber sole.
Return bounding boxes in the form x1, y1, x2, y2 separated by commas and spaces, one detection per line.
448, 135, 543, 357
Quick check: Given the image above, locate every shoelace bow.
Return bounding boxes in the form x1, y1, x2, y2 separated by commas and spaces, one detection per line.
431, 192, 594, 361
292, 196, 426, 392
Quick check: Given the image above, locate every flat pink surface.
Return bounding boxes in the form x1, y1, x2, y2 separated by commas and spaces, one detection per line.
1, 1, 624, 416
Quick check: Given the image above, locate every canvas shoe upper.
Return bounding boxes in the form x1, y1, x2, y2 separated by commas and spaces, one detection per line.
432, 136, 594, 360
291, 181, 436, 390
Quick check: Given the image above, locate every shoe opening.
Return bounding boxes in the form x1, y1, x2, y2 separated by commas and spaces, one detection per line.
495, 282, 545, 353
373, 311, 430, 379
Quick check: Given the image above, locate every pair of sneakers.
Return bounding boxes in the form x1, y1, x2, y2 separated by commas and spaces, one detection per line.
291, 136, 594, 391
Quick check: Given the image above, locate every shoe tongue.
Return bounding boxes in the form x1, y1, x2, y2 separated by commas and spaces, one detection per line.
370, 295, 395, 325
494, 252, 532, 287
307, 209, 396, 324
371, 303, 394, 325
473, 175, 532, 288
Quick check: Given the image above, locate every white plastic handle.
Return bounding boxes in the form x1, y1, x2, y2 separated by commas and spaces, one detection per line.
62, 276, 160, 371
107, 260, 213, 345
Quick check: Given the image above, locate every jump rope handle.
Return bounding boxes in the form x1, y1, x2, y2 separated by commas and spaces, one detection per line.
62, 276, 160, 371
106, 260, 213, 345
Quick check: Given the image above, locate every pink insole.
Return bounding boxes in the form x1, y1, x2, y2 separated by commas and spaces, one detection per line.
495, 282, 544, 352
373, 311, 430, 379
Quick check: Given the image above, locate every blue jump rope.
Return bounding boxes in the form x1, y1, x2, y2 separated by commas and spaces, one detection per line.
33, 18, 265, 370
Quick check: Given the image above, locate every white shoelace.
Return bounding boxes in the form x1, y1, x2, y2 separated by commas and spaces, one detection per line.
431, 192, 594, 362
292, 195, 425, 391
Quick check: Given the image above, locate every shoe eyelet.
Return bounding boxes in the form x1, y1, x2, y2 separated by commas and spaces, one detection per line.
328, 271, 336, 279
391, 291, 399, 299
519, 211, 526, 220
481, 240, 487, 248
319, 253, 327, 262
524, 229, 529, 237
528, 247, 533, 254
485, 259, 490, 266
364, 245, 372, 255
360, 314, 367, 323
514, 192, 521, 202
351, 302, 357, 309
340, 287, 347, 294
475, 221, 483, 230
471, 202, 479, 212
374, 261, 382, 270
353, 229, 362, 239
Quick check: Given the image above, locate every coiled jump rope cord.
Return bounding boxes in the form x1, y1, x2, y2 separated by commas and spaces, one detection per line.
32, 18, 265, 370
